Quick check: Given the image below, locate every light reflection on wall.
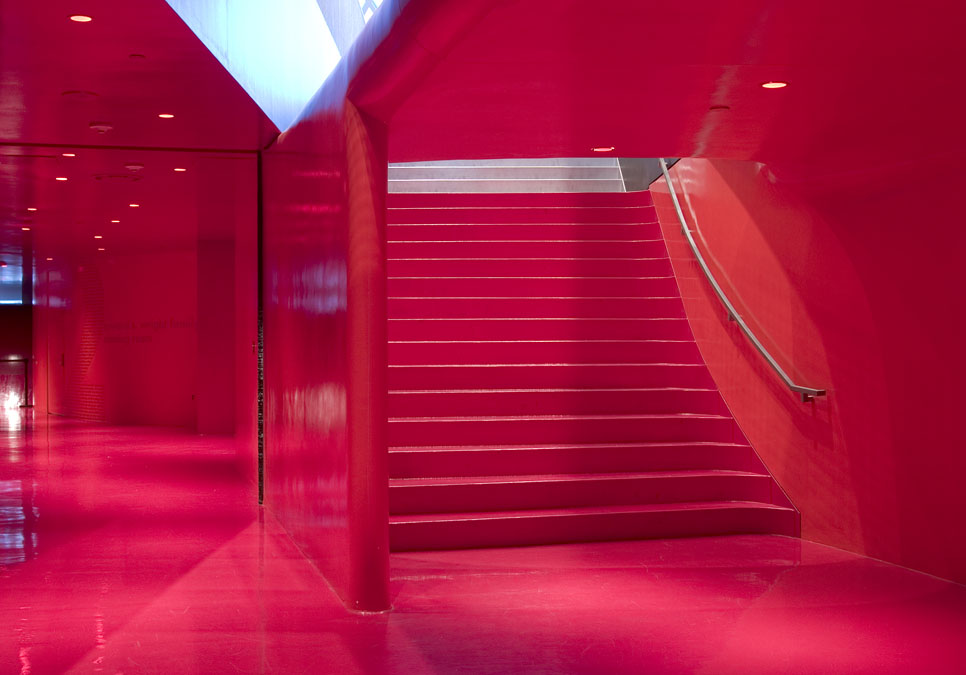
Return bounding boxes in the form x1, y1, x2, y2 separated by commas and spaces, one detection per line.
270, 260, 347, 315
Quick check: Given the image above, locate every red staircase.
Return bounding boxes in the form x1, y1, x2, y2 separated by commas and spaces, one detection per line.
386, 191, 798, 551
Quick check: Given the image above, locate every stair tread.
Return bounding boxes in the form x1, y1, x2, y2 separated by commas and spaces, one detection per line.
390, 470, 767, 487
388, 239, 664, 243
390, 413, 731, 422
390, 501, 794, 524
390, 362, 707, 367
390, 386, 715, 393
389, 441, 751, 453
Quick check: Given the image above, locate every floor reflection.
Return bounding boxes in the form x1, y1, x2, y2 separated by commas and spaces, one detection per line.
0, 415, 964, 674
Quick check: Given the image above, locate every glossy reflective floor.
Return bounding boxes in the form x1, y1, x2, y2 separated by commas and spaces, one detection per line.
2, 413, 965, 674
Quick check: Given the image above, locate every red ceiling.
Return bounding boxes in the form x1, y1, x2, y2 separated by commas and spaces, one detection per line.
0, 0, 274, 265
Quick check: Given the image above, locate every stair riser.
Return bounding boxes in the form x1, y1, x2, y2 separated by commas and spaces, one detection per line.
387, 192, 653, 209
388, 389, 727, 417
388, 297, 685, 320
388, 276, 679, 297
390, 474, 773, 515
389, 444, 762, 478
389, 507, 799, 551
389, 179, 626, 193
389, 416, 738, 447
388, 206, 656, 224
389, 364, 715, 390
388, 341, 702, 365
388, 258, 673, 277
387, 223, 662, 241
389, 318, 694, 341
388, 167, 623, 180
387, 240, 667, 258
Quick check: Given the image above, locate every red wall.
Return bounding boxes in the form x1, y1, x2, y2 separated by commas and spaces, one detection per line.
651, 157, 966, 583
262, 78, 389, 610
33, 250, 200, 425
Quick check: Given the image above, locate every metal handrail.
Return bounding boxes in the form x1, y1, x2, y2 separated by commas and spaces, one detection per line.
658, 158, 826, 402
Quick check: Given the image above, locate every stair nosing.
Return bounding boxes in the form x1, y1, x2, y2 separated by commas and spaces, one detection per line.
389, 470, 768, 487
389, 501, 794, 524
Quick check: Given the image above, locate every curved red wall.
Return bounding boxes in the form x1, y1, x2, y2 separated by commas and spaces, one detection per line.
651, 157, 966, 583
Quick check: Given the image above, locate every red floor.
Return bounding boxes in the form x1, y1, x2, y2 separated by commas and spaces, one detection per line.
1, 414, 964, 674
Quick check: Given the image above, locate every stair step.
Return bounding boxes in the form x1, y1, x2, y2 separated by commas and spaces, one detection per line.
388, 206, 655, 225
389, 363, 714, 389
388, 413, 738, 446
388, 387, 727, 416
389, 471, 774, 515
388, 296, 685, 319
387, 239, 668, 258
389, 501, 799, 551
388, 166, 623, 180
388, 275, 679, 297
388, 341, 702, 365
388, 442, 763, 478
389, 178, 626, 193
388, 257, 673, 277
387, 223, 662, 241
387, 191, 652, 209
389, 317, 694, 341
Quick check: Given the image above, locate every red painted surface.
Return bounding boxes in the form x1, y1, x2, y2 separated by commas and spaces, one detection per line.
652, 158, 966, 584
261, 71, 389, 610
385, 191, 796, 551
2, 418, 966, 673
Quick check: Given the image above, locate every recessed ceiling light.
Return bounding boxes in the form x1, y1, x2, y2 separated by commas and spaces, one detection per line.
110, 219, 120, 223
69, 15, 93, 23
173, 167, 187, 172
46, 257, 54, 262
21, 227, 30, 232
158, 113, 175, 119
62, 152, 76, 157
97, 247, 105, 251
55, 177, 68, 181
94, 235, 103, 239
129, 203, 140, 208
592, 146, 615, 153
761, 81, 788, 89
27, 207, 37, 212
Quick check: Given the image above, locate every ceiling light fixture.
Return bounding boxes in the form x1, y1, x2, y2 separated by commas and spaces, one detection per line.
27, 207, 37, 212
46, 258, 53, 262
158, 113, 175, 119
62, 152, 76, 157
69, 15, 93, 23
55, 177, 68, 181
761, 81, 788, 89
592, 146, 615, 153
173, 167, 187, 172
129, 203, 140, 208
97, 247, 105, 251
21, 227, 30, 232
94, 235, 103, 239
110, 219, 120, 223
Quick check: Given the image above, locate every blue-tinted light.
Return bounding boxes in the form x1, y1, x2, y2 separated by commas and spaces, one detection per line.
166, 0, 344, 131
